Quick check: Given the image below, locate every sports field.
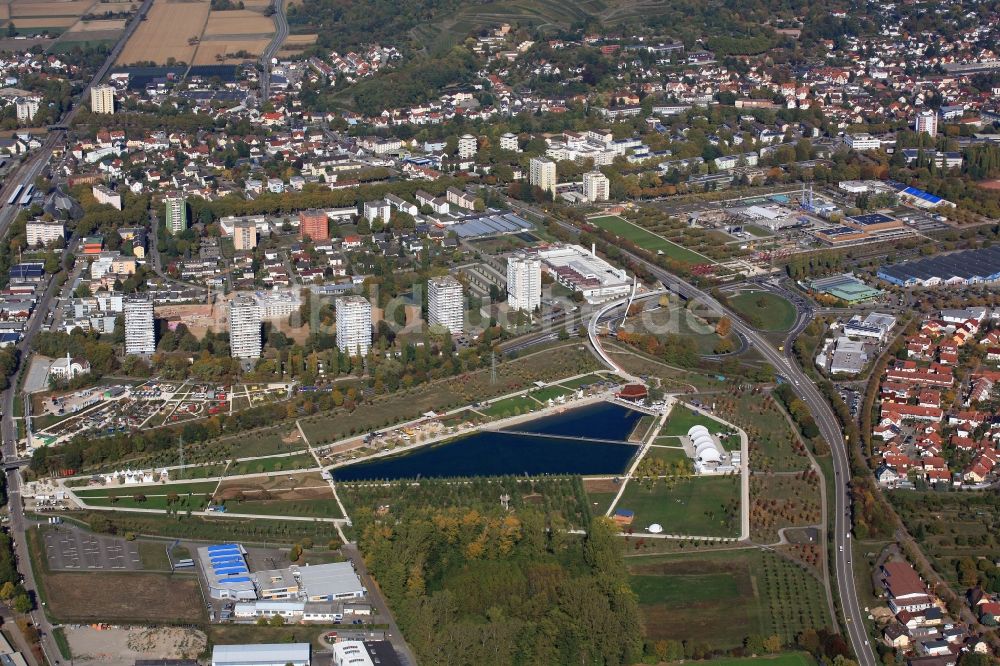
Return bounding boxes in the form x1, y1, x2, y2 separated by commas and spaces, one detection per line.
726, 291, 797, 332
589, 215, 714, 265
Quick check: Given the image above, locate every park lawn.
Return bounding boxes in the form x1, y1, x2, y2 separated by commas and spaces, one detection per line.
646, 446, 691, 465
627, 549, 829, 649
703, 654, 815, 666
74, 480, 220, 497
83, 494, 211, 511
660, 406, 726, 436
138, 540, 171, 570
481, 395, 540, 418
585, 491, 618, 516
556, 373, 609, 389
227, 453, 317, 476
727, 291, 796, 332
617, 476, 740, 537
228, 498, 344, 520
589, 215, 713, 265
529, 385, 574, 403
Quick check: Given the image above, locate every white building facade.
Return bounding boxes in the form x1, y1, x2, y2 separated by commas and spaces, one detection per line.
124, 296, 155, 356
229, 296, 262, 359
336, 296, 372, 356
506, 253, 541, 312
428, 275, 464, 334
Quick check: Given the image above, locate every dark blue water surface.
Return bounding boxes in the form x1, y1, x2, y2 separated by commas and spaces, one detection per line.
331, 402, 642, 481
512, 400, 643, 440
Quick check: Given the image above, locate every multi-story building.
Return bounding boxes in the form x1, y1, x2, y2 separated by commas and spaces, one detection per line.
164, 195, 187, 234
427, 275, 463, 334
915, 110, 938, 137
335, 296, 371, 356
124, 296, 155, 356
506, 253, 541, 312
229, 295, 262, 359
93, 184, 122, 210
233, 220, 258, 251
90, 84, 115, 114
25, 220, 64, 247
582, 171, 610, 202
298, 209, 329, 241
845, 133, 881, 151
499, 132, 520, 152
457, 134, 477, 159
15, 97, 39, 122
362, 200, 391, 224
529, 157, 557, 195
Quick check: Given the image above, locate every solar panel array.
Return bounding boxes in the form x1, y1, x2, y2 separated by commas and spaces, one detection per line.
878, 245, 1000, 285
451, 212, 533, 239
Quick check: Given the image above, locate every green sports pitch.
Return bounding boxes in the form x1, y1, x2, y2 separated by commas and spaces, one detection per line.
588, 215, 714, 265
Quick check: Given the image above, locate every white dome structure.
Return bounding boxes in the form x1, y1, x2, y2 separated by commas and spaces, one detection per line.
648, 523, 663, 534
688, 424, 724, 467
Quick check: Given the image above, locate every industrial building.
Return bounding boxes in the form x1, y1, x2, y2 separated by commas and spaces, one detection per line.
199, 544, 257, 601
427, 275, 464, 334
843, 312, 896, 342
877, 246, 1000, 287
211, 643, 310, 666
332, 641, 402, 666
806, 273, 882, 303
844, 213, 904, 233
536, 244, 631, 303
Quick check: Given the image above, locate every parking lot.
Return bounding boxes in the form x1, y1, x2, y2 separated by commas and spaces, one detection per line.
44, 527, 141, 571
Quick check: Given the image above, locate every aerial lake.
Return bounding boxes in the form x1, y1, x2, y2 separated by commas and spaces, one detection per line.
331, 401, 643, 481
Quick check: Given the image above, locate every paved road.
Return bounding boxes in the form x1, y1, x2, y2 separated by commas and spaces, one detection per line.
259, 0, 288, 100
544, 213, 876, 666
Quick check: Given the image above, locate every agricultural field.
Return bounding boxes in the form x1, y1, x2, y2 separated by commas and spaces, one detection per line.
0, 0, 130, 39
589, 215, 713, 265
117, 0, 210, 65
726, 290, 797, 332
117, 0, 277, 65
616, 475, 740, 537
628, 549, 830, 649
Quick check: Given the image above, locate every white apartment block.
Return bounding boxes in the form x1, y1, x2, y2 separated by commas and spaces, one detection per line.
583, 171, 610, 202
499, 132, 520, 152
91, 84, 115, 114
93, 184, 122, 210
506, 253, 541, 312
254, 290, 302, 320
457, 134, 477, 159
428, 275, 464, 334
229, 295, 262, 359
915, 110, 937, 136
529, 157, 557, 194
15, 97, 39, 122
362, 200, 391, 224
124, 296, 155, 356
336, 296, 372, 356
25, 220, 64, 247
164, 195, 187, 234
845, 133, 881, 151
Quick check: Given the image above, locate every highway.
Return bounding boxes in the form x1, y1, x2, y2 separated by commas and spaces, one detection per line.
548, 215, 876, 666
259, 0, 288, 100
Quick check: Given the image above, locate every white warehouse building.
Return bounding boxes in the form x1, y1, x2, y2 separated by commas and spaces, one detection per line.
211, 643, 311, 666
